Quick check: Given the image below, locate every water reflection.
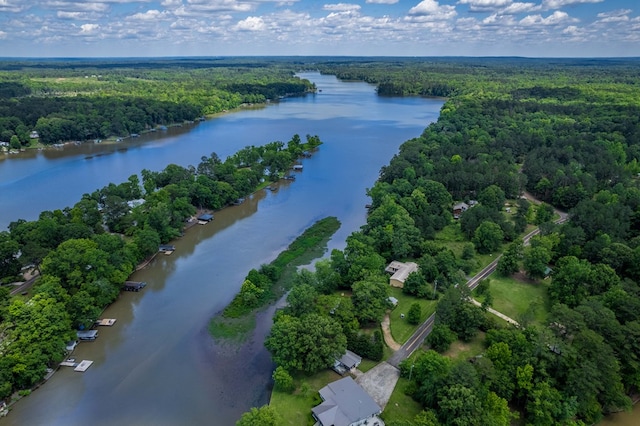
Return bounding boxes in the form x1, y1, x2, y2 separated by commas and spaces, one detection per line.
0, 73, 444, 426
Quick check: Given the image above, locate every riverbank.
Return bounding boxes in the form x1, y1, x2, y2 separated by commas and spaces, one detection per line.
208, 216, 341, 343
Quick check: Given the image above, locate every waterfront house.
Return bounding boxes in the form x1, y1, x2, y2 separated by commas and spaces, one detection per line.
197, 213, 214, 222
385, 261, 419, 288
312, 376, 382, 426
77, 330, 98, 341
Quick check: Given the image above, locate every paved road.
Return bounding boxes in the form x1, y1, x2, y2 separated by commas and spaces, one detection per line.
386, 202, 568, 367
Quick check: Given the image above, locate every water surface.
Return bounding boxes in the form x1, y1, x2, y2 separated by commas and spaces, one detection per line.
0, 73, 444, 426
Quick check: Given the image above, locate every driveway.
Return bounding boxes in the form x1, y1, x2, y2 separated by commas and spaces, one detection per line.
355, 361, 400, 410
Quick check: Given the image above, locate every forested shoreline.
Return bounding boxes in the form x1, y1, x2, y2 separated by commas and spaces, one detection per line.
1, 57, 640, 425
0, 58, 314, 147
0, 122, 321, 402
237, 58, 640, 426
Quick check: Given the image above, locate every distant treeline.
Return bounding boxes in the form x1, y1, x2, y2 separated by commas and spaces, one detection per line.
0, 60, 314, 146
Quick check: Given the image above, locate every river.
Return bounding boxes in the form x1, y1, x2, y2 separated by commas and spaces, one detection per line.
0, 73, 444, 425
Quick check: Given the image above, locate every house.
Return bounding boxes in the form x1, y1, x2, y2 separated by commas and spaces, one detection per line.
197, 213, 214, 222
77, 330, 98, 341
453, 202, 469, 219
159, 244, 175, 253
312, 376, 382, 426
385, 261, 419, 288
292, 164, 303, 171
29, 131, 39, 139
332, 350, 362, 375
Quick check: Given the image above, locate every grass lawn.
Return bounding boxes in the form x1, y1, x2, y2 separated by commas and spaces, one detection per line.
388, 287, 437, 345
380, 377, 424, 424
475, 273, 550, 326
433, 223, 503, 275
441, 331, 486, 362
270, 369, 342, 426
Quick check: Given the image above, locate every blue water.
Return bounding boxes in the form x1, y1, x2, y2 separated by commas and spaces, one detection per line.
0, 73, 444, 426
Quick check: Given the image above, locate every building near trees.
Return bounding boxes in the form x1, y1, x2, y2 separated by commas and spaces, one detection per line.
312, 376, 382, 426
385, 261, 418, 288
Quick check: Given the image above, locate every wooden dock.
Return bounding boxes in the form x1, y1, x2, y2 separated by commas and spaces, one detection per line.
95, 318, 116, 326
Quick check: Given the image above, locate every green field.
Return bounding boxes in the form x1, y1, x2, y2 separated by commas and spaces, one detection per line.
270, 369, 342, 426
380, 377, 424, 424
476, 273, 550, 326
388, 287, 437, 345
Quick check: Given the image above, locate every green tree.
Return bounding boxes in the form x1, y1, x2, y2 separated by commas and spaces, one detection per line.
285, 283, 317, 317
472, 221, 504, 254
523, 245, 551, 280
427, 324, 457, 353
497, 241, 523, 276
272, 366, 294, 393
351, 276, 389, 324
265, 313, 346, 373
407, 302, 422, 325
478, 184, 506, 211
236, 405, 281, 426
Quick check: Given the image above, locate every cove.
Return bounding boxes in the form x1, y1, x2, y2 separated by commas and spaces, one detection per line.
0, 72, 444, 426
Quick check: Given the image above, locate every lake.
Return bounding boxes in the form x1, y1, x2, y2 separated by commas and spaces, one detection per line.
0, 73, 444, 425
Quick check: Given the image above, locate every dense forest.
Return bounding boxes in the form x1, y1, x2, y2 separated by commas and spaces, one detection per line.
0, 58, 314, 146
1, 57, 640, 425
241, 58, 640, 426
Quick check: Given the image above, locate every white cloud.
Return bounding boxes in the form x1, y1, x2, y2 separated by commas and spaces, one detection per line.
127, 10, 170, 21
520, 10, 576, 26
80, 23, 99, 34
482, 13, 516, 26
186, 0, 254, 12
501, 2, 538, 14
57, 11, 94, 19
161, 0, 182, 6
235, 16, 266, 31
0, 0, 26, 12
596, 9, 631, 23
408, 0, 457, 19
0, 30, 6, 39
365, 0, 399, 3
323, 3, 361, 12
542, 0, 603, 10
44, 1, 109, 12
458, 0, 512, 13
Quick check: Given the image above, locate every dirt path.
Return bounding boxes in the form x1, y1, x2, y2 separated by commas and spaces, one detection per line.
381, 313, 401, 351
469, 298, 520, 327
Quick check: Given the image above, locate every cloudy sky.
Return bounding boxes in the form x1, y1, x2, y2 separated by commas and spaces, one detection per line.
0, 0, 637, 57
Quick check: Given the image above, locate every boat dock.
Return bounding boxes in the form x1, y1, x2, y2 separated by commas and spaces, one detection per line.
95, 318, 116, 326
60, 359, 94, 372
74, 360, 93, 372
123, 281, 147, 292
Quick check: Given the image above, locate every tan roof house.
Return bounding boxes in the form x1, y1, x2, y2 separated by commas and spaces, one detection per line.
385, 261, 419, 288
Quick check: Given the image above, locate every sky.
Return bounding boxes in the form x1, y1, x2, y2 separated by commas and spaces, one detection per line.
0, 0, 638, 57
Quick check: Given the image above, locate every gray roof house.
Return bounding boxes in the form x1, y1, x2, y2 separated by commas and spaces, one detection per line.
312, 376, 382, 426
333, 350, 362, 375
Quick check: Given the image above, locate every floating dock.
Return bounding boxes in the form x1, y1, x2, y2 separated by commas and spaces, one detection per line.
74, 360, 93, 372
95, 318, 116, 326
